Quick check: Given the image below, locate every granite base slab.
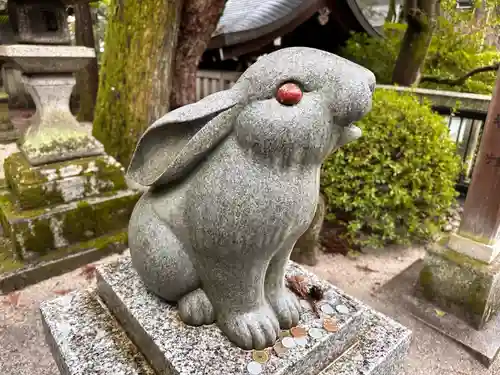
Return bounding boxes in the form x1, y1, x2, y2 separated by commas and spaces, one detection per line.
41, 290, 156, 375
40, 256, 411, 375
380, 260, 500, 367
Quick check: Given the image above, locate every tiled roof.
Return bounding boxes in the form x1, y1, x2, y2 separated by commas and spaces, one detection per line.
213, 0, 308, 46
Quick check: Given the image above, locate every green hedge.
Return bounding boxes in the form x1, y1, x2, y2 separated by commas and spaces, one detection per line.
321, 89, 461, 248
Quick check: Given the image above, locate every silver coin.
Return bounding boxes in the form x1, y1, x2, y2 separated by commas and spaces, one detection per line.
336, 304, 350, 314
320, 303, 335, 315
294, 336, 308, 347
308, 327, 325, 339
247, 361, 263, 374
281, 336, 296, 349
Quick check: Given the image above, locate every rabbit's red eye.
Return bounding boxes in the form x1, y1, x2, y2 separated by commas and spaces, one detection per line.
276, 82, 302, 106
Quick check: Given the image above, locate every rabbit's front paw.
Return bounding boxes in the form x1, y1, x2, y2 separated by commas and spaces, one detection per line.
268, 289, 302, 329
178, 289, 215, 326
218, 305, 280, 350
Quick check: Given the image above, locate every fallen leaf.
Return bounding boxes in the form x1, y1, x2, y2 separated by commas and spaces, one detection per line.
53, 289, 74, 296
80, 264, 97, 281
2, 291, 20, 307
435, 309, 446, 317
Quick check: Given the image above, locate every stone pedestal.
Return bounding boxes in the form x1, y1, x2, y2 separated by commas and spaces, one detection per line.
20, 75, 104, 165
407, 67, 500, 367
40, 253, 412, 375
0, 152, 140, 292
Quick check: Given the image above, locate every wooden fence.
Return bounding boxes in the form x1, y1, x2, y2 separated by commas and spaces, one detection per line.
196, 70, 241, 101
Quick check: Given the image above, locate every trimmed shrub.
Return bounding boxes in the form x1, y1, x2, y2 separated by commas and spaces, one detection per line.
320, 89, 461, 249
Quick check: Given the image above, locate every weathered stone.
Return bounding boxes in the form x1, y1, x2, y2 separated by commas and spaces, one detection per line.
4, 152, 127, 209
382, 259, 500, 367
0, 230, 127, 293
126, 46, 376, 350
0, 45, 95, 74
40, 252, 411, 375
0, 188, 139, 258
291, 194, 326, 266
8, 0, 71, 45
19, 75, 104, 165
418, 242, 500, 330
1, 64, 35, 110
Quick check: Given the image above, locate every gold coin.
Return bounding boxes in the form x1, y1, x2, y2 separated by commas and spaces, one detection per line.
273, 342, 288, 357
279, 329, 291, 338
323, 318, 339, 332
252, 350, 269, 364
290, 326, 307, 338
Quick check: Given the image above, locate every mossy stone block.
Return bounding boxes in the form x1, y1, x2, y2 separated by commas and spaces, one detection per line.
0, 190, 140, 259
419, 242, 500, 329
0, 231, 129, 292
4, 152, 128, 210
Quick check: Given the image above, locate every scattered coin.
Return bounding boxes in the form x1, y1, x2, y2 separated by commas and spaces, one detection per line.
308, 327, 325, 339
279, 329, 292, 338
252, 350, 269, 364
294, 336, 308, 347
273, 342, 289, 357
291, 326, 307, 337
247, 361, 263, 374
323, 318, 339, 332
320, 303, 335, 315
281, 336, 296, 349
336, 304, 350, 314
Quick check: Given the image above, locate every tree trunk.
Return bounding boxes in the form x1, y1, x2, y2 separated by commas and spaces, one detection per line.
169, 0, 226, 109
93, 0, 183, 166
392, 0, 435, 86
74, 2, 99, 122
385, 0, 397, 23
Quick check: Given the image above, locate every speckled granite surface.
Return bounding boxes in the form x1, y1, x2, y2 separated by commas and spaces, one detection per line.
40, 253, 412, 375
321, 309, 411, 375
40, 290, 155, 375
97, 255, 365, 375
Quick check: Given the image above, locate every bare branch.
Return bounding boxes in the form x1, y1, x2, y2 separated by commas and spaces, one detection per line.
420, 62, 500, 86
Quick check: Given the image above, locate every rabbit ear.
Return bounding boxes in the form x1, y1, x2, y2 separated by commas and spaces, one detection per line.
127, 88, 244, 187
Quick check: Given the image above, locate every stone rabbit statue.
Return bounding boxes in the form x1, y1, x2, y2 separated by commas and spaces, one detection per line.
126, 47, 375, 350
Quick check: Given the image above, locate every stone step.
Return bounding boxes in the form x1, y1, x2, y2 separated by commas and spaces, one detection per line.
40, 289, 156, 375
40, 255, 411, 375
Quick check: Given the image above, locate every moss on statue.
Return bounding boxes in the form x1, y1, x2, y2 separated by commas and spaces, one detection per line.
93, 0, 182, 166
